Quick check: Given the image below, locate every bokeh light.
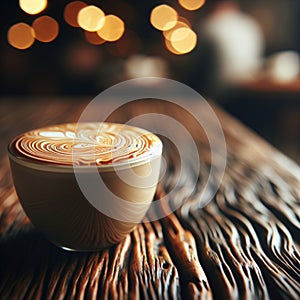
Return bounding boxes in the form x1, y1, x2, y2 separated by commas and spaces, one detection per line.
19, 0, 47, 15
178, 0, 206, 11
164, 38, 181, 55
64, 1, 87, 27
97, 15, 125, 42
32, 16, 59, 43
163, 18, 191, 41
168, 27, 197, 54
150, 5, 178, 31
77, 5, 105, 32
7, 23, 35, 50
125, 55, 169, 78
84, 31, 106, 45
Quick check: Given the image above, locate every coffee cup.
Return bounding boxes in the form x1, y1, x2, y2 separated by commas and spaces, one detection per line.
8, 122, 162, 251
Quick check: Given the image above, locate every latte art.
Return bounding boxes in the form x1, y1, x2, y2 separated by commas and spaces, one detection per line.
11, 123, 162, 166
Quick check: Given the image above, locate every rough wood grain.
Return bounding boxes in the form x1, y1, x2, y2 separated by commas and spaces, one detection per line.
0, 98, 299, 300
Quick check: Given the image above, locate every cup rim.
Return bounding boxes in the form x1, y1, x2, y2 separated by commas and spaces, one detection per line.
8, 122, 163, 173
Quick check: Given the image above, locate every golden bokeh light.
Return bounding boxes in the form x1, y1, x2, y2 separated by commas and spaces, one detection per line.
150, 5, 178, 31
168, 27, 197, 54
32, 16, 59, 43
77, 5, 105, 32
163, 18, 191, 41
19, 0, 47, 15
8, 23, 35, 50
97, 15, 125, 42
84, 31, 106, 45
64, 1, 87, 27
178, 0, 206, 11
164, 38, 181, 55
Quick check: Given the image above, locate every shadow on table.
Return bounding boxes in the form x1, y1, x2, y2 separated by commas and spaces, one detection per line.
0, 224, 108, 297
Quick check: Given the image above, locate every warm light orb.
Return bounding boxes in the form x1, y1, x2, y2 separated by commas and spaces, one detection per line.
97, 15, 125, 42
163, 19, 191, 41
169, 27, 197, 54
64, 1, 87, 27
77, 5, 105, 32
32, 16, 59, 42
150, 5, 178, 31
84, 31, 106, 45
164, 38, 181, 55
19, 0, 47, 15
7, 23, 35, 50
178, 0, 206, 11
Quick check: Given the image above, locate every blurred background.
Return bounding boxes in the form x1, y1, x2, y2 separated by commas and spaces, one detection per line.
1, 0, 300, 163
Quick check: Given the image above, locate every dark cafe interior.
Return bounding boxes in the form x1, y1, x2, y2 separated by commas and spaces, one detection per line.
0, 1, 300, 299
1, 0, 300, 162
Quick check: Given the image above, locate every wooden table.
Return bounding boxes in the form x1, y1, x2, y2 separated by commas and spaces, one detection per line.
0, 98, 299, 299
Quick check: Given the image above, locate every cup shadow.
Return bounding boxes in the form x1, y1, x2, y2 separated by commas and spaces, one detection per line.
0, 224, 106, 296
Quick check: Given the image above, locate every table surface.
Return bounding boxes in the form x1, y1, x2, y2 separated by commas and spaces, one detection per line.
0, 98, 299, 300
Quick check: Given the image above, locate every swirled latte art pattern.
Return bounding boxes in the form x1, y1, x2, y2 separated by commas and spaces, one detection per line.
11, 123, 162, 166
